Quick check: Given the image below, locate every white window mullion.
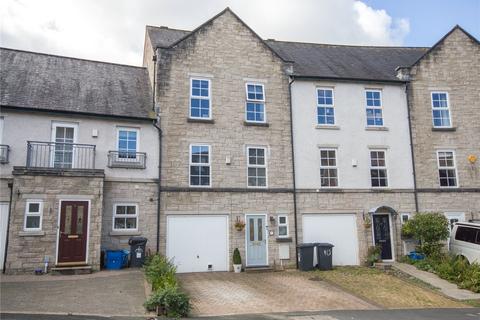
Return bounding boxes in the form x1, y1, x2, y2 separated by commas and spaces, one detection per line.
437, 150, 458, 188
190, 144, 211, 187
319, 148, 338, 187
24, 200, 43, 231
247, 146, 267, 188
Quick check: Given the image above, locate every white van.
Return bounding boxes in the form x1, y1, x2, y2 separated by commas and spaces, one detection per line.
449, 222, 480, 264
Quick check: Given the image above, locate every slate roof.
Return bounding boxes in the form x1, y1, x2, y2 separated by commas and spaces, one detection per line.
146, 26, 428, 82
0, 47, 152, 119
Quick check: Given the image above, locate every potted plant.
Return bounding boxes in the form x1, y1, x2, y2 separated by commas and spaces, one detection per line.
363, 216, 372, 229
234, 217, 245, 231
233, 248, 242, 273
365, 245, 382, 267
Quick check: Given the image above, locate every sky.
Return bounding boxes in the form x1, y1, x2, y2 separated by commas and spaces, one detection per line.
1, 0, 479, 66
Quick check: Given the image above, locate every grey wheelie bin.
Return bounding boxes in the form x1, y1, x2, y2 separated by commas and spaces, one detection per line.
297, 243, 316, 271
315, 243, 334, 270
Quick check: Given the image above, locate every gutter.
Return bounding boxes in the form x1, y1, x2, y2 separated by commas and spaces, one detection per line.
288, 76, 299, 269
151, 53, 162, 253
405, 82, 419, 212
2, 181, 14, 273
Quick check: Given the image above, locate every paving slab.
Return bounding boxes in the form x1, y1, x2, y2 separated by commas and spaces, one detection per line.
393, 262, 480, 300
178, 271, 376, 317
0, 269, 148, 317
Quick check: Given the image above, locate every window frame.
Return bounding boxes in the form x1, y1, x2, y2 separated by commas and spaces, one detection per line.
245, 83, 267, 123
112, 203, 139, 232
365, 89, 384, 127
24, 200, 43, 231
319, 148, 339, 188
369, 149, 389, 188
189, 144, 212, 188
431, 92, 452, 128
116, 127, 140, 160
277, 214, 289, 238
189, 78, 212, 120
316, 88, 335, 126
436, 150, 459, 188
401, 213, 411, 225
246, 146, 268, 188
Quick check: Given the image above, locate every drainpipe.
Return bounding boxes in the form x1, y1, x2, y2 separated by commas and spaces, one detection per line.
2, 181, 14, 273
151, 53, 162, 253
405, 82, 419, 212
288, 76, 299, 269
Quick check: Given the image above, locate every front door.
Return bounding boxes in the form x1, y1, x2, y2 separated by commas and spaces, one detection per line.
246, 215, 267, 266
373, 214, 393, 260
58, 201, 88, 264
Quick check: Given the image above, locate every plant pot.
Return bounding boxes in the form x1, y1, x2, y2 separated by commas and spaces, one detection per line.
233, 264, 242, 273
364, 223, 371, 229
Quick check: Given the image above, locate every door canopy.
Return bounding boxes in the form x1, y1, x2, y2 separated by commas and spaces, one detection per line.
369, 205, 397, 215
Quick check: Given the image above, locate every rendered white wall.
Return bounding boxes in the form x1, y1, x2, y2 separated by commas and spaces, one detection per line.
291, 80, 414, 189
0, 111, 159, 180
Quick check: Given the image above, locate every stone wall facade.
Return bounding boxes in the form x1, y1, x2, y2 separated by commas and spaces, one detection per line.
408, 27, 480, 219
5, 172, 104, 273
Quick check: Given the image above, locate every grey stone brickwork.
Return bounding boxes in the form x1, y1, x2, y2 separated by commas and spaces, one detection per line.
5, 173, 104, 274
101, 181, 158, 253
151, 10, 296, 268
408, 27, 480, 219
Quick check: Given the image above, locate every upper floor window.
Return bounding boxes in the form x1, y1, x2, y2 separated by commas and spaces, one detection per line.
245, 83, 266, 123
317, 88, 335, 125
370, 150, 388, 187
431, 92, 451, 128
437, 150, 457, 187
190, 79, 211, 119
190, 145, 211, 187
24, 200, 43, 231
247, 147, 267, 187
118, 128, 138, 159
365, 90, 383, 126
319, 148, 338, 187
113, 204, 138, 231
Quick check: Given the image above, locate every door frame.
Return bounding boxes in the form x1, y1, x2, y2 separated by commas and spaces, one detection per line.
165, 214, 230, 272
55, 199, 91, 265
371, 212, 395, 262
244, 213, 269, 267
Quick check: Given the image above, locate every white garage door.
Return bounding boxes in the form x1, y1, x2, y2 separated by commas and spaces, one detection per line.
303, 214, 359, 266
167, 215, 228, 273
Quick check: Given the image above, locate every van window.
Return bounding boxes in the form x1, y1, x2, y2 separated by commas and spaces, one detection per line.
455, 226, 479, 244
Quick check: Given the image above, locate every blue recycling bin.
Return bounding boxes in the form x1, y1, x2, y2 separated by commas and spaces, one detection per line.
105, 250, 129, 269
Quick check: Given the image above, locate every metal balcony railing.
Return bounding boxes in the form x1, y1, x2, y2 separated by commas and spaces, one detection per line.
0, 145, 10, 164
26, 141, 96, 169
107, 151, 146, 169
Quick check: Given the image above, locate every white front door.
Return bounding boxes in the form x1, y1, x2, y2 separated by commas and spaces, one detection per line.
246, 215, 268, 266
0, 203, 9, 270
166, 215, 228, 273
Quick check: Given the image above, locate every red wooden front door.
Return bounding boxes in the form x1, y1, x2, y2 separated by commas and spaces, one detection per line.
58, 201, 88, 264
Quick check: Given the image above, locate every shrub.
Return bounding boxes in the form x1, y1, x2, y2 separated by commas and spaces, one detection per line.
233, 248, 242, 265
365, 245, 382, 266
144, 254, 177, 291
144, 286, 191, 318
401, 212, 449, 257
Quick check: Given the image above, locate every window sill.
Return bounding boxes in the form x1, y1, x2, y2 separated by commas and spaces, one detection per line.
244, 121, 269, 127
19, 231, 45, 237
432, 127, 456, 132
187, 118, 215, 124
316, 125, 340, 130
109, 231, 141, 236
365, 126, 389, 131
370, 188, 392, 192
276, 237, 292, 243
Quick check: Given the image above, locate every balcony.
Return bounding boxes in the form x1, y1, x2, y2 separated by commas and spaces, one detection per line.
107, 151, 146, 169
0, 144, 10, 164
26, 141, 96, 170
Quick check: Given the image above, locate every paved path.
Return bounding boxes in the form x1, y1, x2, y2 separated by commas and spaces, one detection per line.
393, 262, 480, 300
0, 269, 148, 317
178, 271, 376, 317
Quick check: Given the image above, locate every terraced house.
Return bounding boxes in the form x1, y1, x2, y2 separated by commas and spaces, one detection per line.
0, 8, 478, 274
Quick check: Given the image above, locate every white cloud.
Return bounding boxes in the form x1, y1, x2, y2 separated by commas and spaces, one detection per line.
0, 0, 410, 66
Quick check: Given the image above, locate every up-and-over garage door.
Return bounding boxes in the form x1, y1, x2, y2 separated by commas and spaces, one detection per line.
166, 215, 229, 273
303, 214, 359, 266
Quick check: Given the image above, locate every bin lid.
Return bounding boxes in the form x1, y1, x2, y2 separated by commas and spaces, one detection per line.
297, 243, 316, 248
128, 237, 148, 245
316, 243, 334, 248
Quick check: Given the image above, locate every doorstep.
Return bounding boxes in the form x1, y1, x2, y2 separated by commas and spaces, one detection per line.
51, 265, 92, 275
244, 266, 275, 273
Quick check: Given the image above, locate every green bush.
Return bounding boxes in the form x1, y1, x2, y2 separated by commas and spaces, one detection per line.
144, 286, 191, 318
144, 254, 177, 291
233, 248, 242, 265
365, 245, 382, 266
401, 212, 449, 257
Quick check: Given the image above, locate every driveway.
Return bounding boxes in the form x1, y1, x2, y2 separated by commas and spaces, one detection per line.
0, 269, 148, 317
178, 271, 376, 316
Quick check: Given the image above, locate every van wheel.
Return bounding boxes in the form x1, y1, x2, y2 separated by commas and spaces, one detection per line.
455, 255, 470, 265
